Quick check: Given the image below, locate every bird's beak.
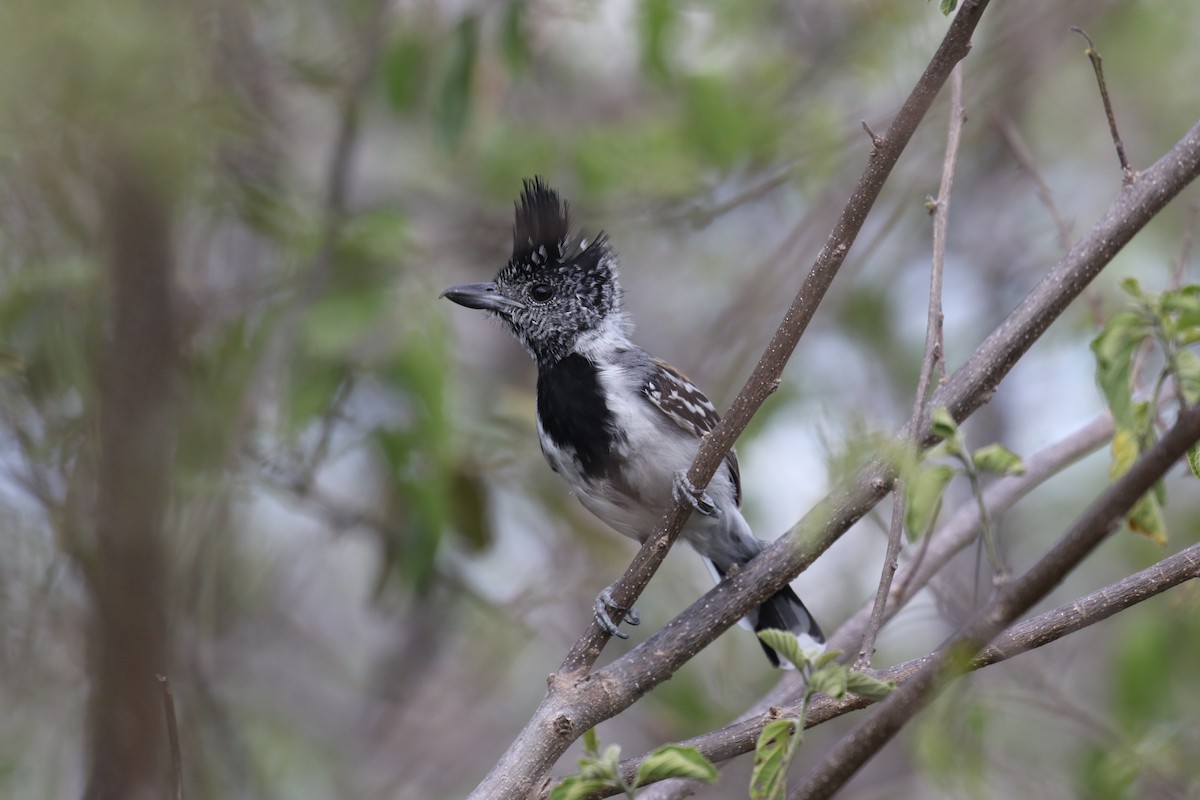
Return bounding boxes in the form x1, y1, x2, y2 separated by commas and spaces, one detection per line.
440, 281, 526, 313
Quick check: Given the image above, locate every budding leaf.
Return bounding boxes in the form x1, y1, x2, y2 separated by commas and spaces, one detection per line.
1120, 276, 1147, 301
635, 744, 719, 786
1091, 309, 1151, 430
549, 777, 611, 800
972, 443, 1026, 475
905, 464, 956, 540
750, 718, 801, 800
757, 629, 811, 671
929, 406, 959, 442
808, 663, 849, 699
846, 670, 897, 700
1126, 488, 1168, 546
1108, 427, 1139, 481
1174, 348, 1200, 404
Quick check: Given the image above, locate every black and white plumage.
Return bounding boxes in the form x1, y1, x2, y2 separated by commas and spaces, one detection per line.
441, 177, 824, 667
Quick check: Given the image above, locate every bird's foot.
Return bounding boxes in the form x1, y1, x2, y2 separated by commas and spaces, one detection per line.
594, 583, 640, 639
672, 470, 720, 518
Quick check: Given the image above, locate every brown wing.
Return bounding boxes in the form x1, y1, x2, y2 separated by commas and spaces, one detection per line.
642, 358, 742, 506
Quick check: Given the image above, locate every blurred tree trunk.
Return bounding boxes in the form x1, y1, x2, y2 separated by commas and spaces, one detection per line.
83, 158, 178, 800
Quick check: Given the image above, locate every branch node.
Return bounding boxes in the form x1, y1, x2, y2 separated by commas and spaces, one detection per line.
861, 120, 885, 150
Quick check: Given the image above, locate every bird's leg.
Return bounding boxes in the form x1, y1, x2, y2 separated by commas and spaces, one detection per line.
672, 470, 720, 518
594, 581, 641, 639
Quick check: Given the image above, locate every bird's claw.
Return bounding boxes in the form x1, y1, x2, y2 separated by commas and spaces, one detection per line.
594, 584, 640, 639
672, 470, 720, 518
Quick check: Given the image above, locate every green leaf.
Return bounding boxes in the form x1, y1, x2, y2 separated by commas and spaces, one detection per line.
905, 464, 956, 539
939, 0, 958, 15
1091, 309, 1151, 429
750, 718, 801, 800
1108, 427, 1140, 480
757, 629, 816, 671
808, 663, 849, 699
548, 776, 612, 800
638, 0, 676, 82
971, 443, 1026, 476
812, 648, 845, 669
383, 36, 428, 112
1126, 488, 1167, 546
1120, 276, 1147, 301
582, 727, 599, 756
302, 286, 390, 358
929, 406, 958, 442
499, 0, 530, 73
1187, 443, 1200, 480
578, 755, 612, 782
680, 73, 782, 168
1110, 427, 1169, 544
601, 744, 622, 770
845, 670, 896, 701
1173, 349, 1200, 404
1162, 286, 1200, 340
435, 15, 479, 147
635, 744, 719, 787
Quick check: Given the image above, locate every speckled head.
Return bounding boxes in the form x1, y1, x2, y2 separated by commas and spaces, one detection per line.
441, 177, 629, 364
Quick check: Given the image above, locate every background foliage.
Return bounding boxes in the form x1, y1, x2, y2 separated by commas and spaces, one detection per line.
1, 1, 1198, 798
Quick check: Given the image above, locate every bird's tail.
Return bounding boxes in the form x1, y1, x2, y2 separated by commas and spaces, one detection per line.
753, 584, 825, 669
703, 557, 825, 669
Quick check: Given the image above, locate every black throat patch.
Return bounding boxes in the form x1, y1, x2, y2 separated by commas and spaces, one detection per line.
537, 353, 616, 478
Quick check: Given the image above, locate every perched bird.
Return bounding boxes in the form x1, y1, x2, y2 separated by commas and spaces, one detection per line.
441, 177, 823, 666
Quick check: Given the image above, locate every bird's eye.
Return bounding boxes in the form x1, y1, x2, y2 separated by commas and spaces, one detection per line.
529, 283, 555, 303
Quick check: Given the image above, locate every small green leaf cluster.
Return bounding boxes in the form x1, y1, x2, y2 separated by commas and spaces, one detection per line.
903, 408, 1026, 541
751, 630, 895, 800
1091, 278, 1200, 545
549, 729, 717, 800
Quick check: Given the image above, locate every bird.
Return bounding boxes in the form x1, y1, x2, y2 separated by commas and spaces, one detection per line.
441, 177, 823, 667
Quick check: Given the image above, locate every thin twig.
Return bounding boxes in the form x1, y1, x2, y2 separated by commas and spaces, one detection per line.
858, 64, 963, 669
157, 674, 184, 800
1071, 27, 1133, 184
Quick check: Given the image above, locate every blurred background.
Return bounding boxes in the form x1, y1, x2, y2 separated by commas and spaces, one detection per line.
1, 0, 1199, 798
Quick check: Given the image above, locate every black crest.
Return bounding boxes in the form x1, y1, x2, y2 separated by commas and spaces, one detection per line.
513, 177, 570, 264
